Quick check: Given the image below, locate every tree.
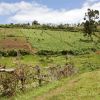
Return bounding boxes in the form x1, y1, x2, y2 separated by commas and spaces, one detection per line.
83, 9, 99, 40
32, 20, 40, 25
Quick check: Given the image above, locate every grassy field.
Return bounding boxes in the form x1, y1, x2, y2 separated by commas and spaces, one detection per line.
0, 28, 100, 51
0, 53, 100, 73
21, 29, 100, 51
0, 28, 100, 69
34, 70, 100, 100
1, 70, 100, 100
0, 28, 100, 100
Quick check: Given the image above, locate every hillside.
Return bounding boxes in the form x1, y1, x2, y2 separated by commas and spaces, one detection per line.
0, 28, 100, 100
0, 28, 100, 52
0, 0, 100, 99
3, 70, 99, 100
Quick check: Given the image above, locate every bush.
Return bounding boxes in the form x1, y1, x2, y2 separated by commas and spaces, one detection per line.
80, 62, 100, 73
37, 50, 60, 55
7, 50, 17, 56
19, 50, 30, 56
37, 48, 97, 56
0, 73, 17, 96
0, 50, 30, 57
6, 34, 15, 37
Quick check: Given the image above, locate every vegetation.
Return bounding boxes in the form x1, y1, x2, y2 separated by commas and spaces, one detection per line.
0, 8, 100, 100
1, 70, 100, 100
83, 9, 99, 40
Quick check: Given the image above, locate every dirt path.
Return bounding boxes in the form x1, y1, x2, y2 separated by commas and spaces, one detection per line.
35, 78, 78, 100
34, 71, 100, 100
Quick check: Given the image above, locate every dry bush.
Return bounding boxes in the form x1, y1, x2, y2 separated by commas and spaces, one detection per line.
0, 73, 17, 96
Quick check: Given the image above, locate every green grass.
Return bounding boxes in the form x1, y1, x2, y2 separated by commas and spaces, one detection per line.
0, 53, 100, 72
22, 29, 100, 51
0, 28, 24, 38
0, 28, 100, 100
0, 57, 15, 67
38, 70, 100, 100
0, 28, 99, 51
18, 70, 100, 100
1, 70, 100, 100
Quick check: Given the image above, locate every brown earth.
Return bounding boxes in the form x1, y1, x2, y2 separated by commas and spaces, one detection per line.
0, 38, 37, 53
96, 50, 100, 55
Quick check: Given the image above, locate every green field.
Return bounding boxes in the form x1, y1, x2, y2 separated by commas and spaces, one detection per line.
0, 28, 100, 51
1, 70, 100, 100
14, 29, 100, 51
0, 28, 100, 100
34, 70, 100, 100
0, 28, 100, 69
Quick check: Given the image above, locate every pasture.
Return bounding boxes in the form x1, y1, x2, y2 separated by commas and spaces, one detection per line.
0, 28, 100, 69
0, 28, 100, 100
0, 28, 99, 51
20, 29, 100, 51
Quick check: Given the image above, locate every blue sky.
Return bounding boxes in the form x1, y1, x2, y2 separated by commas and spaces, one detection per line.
32, 0, 85, 10
0, 0, 85, 9
0, 0, 100, 24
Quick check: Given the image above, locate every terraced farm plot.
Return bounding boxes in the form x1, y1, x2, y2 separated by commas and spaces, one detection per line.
0, 28, 24, 38
0, 28, 100, 68
0, 28, 100, 100
22, 29, 100, 51
0, 37, 27, 49
0, 28, 100, 51
0, 28, 38, 53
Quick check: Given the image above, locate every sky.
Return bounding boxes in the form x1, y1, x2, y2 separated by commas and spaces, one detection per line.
0, 0, 100, 24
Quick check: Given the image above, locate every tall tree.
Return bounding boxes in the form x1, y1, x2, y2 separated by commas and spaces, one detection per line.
83, 9, 99, 40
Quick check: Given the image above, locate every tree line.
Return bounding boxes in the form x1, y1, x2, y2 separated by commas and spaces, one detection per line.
0, 9, 99, 37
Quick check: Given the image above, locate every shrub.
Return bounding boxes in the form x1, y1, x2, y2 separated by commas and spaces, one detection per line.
19, 50, 30, 56
37, 48, 97, 56
7, 34, 15, 37
80, 62, 100, 73
37, 50, 59, 55
0, 50, 30, 57
0, 73, 17, 96
7, 50, 17, 56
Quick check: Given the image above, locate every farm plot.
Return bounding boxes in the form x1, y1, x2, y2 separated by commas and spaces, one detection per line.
0, 28, 100, 52
21, 29, 100, 51
0, 28, 38, 53
0, 37, 26, 48
0, 28, 24, 38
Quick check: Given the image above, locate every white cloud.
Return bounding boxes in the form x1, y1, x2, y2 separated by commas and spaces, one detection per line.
83, 0, 99, 7
87, 0, 98, 2
0, 1, 100, 24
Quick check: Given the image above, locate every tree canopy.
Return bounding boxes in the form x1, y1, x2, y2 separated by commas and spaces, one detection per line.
83, 9, 99, 40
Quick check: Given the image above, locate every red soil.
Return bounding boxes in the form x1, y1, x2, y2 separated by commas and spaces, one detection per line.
0, 38, 37, 53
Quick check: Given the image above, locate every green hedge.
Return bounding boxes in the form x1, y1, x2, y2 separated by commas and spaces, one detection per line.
0, 50, 30, 57
36, 48, 97, 56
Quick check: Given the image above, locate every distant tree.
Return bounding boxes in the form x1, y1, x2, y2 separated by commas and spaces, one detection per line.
83, 8, 99, 40
57, 24, 64, 29
27, 22, 30, 26
10, 23, 14, 25
32, 20, 40, 25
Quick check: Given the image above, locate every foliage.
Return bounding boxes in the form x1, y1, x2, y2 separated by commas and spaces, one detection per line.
80, 62, 100, 73
1, 70, 100, 100
83, 9, 99, 39
0, 50, 30, 57
32, 20, 40, 25
0, 73, 17, 96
